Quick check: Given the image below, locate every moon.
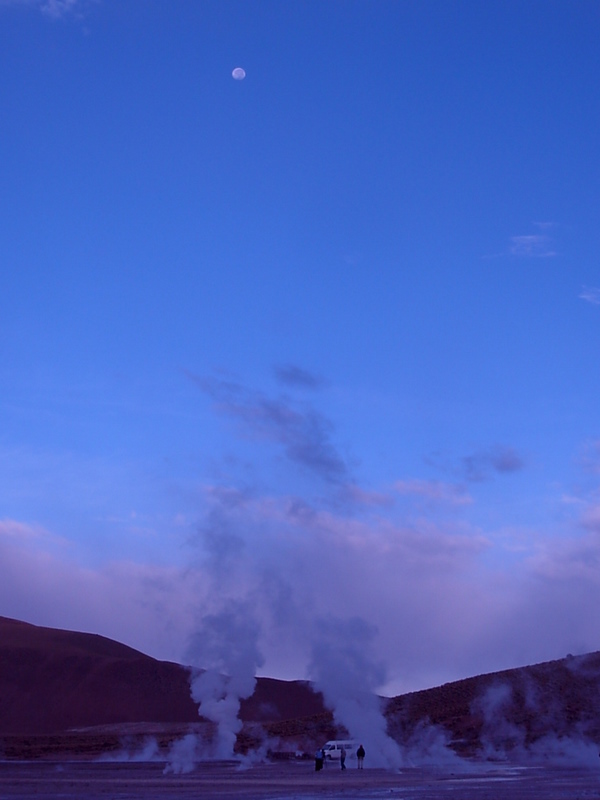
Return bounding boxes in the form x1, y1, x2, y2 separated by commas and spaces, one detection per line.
232, 67, 246, 80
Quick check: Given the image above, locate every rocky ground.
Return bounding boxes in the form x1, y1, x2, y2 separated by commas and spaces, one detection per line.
1, 760, 600, 800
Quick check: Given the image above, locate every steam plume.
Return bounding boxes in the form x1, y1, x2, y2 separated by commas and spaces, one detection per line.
187, 603, 264, 760
309, 616, 402, 768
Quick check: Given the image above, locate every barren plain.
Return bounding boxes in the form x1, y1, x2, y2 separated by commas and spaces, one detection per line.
1, 760, 600, 800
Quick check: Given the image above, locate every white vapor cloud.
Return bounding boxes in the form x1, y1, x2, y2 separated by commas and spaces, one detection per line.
509, 234, 556, 258
579, 286, 600, 305
41, 0, 77, 16
0, 0, 88, 17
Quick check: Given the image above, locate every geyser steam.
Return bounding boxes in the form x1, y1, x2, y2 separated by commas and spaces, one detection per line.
188, 602, 264, 759
309, 616, 402, 768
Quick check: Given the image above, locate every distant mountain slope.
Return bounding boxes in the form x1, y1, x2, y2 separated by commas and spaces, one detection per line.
0, 616, 144, 659
0, 616, 199, 733
386, 652, 600, 755
3, 616, 600, 756
0, 617, 325, 734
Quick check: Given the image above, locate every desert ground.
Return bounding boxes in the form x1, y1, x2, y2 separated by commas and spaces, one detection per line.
0, 760, 600, 800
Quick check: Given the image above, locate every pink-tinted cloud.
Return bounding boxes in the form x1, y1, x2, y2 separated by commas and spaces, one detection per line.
462, 445, 525, 482
0, 518, 46, 540
394, 479, 472, 506
1, 492, 598, 696
582, 512, 600, 536
337, 483, 395, 508
426, 444, 525, 483
4, 446, 600, 697
578, 440, 600, 474
0, 525, 196, 664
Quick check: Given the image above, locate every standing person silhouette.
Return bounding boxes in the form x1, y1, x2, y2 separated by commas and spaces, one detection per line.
340, 746, 347, 770
356, 744, 365, 769
315, 748, 324, 771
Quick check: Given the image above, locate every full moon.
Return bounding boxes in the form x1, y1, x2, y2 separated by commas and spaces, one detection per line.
232, 67, 246, 80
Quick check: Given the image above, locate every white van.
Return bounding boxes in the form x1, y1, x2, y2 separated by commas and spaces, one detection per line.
322, 740, 357, 760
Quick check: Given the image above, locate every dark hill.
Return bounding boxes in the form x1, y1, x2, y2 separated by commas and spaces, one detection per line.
0, 616, 325, 735
386, 652, 600, 756
3, 616, 600, 759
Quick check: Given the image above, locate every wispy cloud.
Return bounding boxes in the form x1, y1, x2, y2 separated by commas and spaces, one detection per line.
0, 0, 88, 17
580, 505, 600, 534
394, 479, 472, 506
337, 483, 395, 509
427, 445, 525, 483
0, 517, 68, 548
577, 440, 600, 475
508, 222, 557, 258
462, 445, 525, 482
579, 286, 600, 305
273, 364, 324, 390
41, 0, 78, 16
0, 518, 45, 540
509, 234, 556, 258
188, 372, 351, 485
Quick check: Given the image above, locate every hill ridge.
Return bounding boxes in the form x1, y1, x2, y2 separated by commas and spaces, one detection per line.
2, 616, 600, 759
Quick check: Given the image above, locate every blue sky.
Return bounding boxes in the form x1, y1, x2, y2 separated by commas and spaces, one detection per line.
1, 0, 600, 694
